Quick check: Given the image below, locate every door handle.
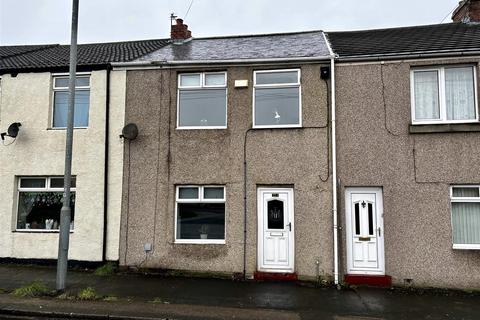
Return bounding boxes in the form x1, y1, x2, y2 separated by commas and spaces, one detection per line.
287, 222, 291, 232
377, 227, 381, 237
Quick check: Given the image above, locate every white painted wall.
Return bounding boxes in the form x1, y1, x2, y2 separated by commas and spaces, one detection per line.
0, 70, 125, 262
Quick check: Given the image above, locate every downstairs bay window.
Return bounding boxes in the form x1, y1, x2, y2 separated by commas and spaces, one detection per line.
16, 177, 76, 231
450, 186, 480, 249
175, 186, 225, 244
411, 66, 478, 124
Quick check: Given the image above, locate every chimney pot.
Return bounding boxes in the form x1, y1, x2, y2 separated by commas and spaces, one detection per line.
171, 18, 192, 43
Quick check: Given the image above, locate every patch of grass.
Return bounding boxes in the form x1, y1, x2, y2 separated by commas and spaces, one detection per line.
94, 262, 116, 276
77, 287, 98, 300
103, 295, 118, 302
12, 282, 49, 297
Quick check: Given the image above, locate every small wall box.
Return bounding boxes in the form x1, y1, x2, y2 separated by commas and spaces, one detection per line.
235, 80, 248, 88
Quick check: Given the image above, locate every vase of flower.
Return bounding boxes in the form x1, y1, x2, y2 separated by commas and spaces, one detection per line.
199, 224, 209, 239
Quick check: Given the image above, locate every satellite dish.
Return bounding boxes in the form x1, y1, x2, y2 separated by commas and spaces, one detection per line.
120, 123, 138, 140
1, 122, 21, 140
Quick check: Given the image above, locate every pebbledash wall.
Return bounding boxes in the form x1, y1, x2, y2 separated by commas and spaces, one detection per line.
0, 70, 126, 261
119, 64, 333, 280
336, 56, 480, 289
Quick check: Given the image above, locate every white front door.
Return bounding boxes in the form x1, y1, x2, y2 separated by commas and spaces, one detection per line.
345, 188, 385, 275
257, 188, 294, 273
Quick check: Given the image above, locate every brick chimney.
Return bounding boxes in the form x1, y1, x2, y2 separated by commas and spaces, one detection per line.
452, 0, 480, 23
171, 18, 192, 44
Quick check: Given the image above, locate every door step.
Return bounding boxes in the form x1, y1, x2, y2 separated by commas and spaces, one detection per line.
254, 271, 298, 281
344, 274, 392, 287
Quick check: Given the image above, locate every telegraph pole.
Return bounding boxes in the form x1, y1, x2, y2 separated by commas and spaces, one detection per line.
56, 0, 79, 291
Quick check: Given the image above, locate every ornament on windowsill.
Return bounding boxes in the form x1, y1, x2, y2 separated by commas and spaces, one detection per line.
45, 219, 54, 230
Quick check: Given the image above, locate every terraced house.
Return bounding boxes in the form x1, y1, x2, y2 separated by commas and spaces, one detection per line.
114, 19, 336, 282
0, 40, 168, 263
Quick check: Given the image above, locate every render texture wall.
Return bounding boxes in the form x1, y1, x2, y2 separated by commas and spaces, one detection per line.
336, 57, 480, 289
120, 64, 333, 280
0, 70, 124, 262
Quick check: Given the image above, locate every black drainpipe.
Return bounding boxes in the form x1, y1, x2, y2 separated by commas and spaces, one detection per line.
102, 65, 112, 262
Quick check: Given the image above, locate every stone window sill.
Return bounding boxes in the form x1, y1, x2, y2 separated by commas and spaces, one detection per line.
409, 123, 480, 134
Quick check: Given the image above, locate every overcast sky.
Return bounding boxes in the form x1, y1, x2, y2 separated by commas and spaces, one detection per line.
0, 0, 461, 45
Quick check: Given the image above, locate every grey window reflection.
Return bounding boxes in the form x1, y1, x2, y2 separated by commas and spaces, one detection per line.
204, 187, 224, 199
255, 87, 299, 126
179, 187, 199, 199
178, 89, 226, 127
53, 90, 90, 127
177, 203, 225, 239
256, 71, 298, 85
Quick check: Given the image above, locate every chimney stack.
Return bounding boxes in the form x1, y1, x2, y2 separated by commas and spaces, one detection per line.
171, 18, 192, 44
452, 0, 480, 23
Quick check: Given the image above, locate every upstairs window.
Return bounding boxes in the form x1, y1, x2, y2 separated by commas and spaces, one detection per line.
253, 69, 301, 128
52, 75, 90, 128
177, 72, 227, 129
16, 177, 76, 231
411, 66, 478, 124
451, 186, 480, 249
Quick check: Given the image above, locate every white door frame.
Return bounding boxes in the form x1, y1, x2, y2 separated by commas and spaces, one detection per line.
345, 187, 385, 275
257, 187, 295, 273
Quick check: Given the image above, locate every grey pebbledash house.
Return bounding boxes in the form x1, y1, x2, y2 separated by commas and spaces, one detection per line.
113, 19, 336, 282
327, 3, 480, 288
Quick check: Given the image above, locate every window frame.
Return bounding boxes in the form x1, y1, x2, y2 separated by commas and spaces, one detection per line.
174, 185, 226, 244
51, 73, 91, 129
176, 72, 228, 130
15, 176, 76, 233
410, 65, 479, 125
252, 69, 302, 129
450, 185, 480, 250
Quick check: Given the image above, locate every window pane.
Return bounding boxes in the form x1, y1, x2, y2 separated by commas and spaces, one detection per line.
76, 77, 90, 87
20, 178, 46, 189
178, 187, 199, 199
54, 76, 90, 88
204, 187, 224, 199
452, 187, 480, 198
205, 73, 225, 86
180, 74, 201, 87
53, 90, 90, 127
267, 200, 284, 229
446, 67, 476, 120
256, 71, 298, 85
452, 202, 480, 245
255, 87, 300, 126
178, 89, 227, 127
368, 203, 374, 236
414, 71, 440, 120
177, 203, 225, 239
354, 203, 360, 235
17, 192, 75, 230
50, 177, 76, 189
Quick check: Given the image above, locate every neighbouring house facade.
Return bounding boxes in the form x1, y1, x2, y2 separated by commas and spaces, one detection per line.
328, 20, 480, 289
114, 20, 336, 281
0, 40, 167, 262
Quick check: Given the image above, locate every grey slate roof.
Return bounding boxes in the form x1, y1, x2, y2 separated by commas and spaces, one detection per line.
0, 39, 169, 73
326, 22, 480, 59
136, 31, 331, 63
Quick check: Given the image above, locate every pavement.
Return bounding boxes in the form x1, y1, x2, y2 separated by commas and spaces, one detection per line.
0, 264, 479, 319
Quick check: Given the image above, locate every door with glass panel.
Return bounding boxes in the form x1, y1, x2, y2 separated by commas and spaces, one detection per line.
257, 188, 294, 273
345, 188, 384, 274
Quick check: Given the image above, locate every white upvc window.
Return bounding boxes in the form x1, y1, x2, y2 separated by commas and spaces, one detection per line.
177, 72, 227, 129
52, 74, 90, 128
253, 69, 302, 128
411, 66, 478, 124
450, 185, 480, 249
175, 185, 226, 244
16, 177, 76, 232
